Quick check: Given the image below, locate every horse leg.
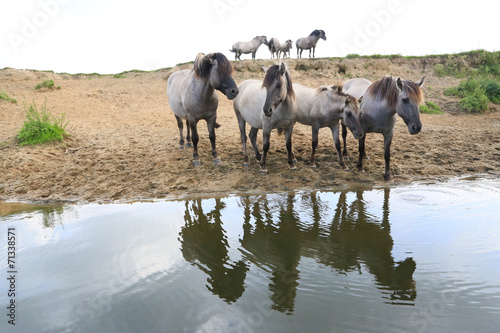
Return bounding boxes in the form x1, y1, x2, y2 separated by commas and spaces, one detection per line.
310, 125, 319, 168
260, 128, 271, 174
383, 132, 394, 181
332, 123, 348, 171
249, 127, 261, 162
236, 113, 250, 167
186, 119, 192, 148
357, 135, 366, 173
207, 117, 221, 165
341, 122, 349, 160
285, 126, 296, 169
190, 120, 201, 167
175, 115, 185, 149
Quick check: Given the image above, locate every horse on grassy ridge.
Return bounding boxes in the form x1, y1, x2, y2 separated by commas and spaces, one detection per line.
230, 36, 269, 61
296, 30, 327, 58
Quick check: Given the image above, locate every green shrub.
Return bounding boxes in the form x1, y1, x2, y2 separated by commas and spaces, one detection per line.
459, 93, 489, 113
420, 101, 443, 114
444, 77, 500, 112
35, 79, 55, 90
17, 100, 68, 145
113, 74, 126, 78
0, 91, 17, 103
480, 79, 500, 104
434, 64, 446, 77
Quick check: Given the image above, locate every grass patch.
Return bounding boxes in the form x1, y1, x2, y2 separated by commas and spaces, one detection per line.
113, 74, 126, 78
444, 77, 500, 113
0, 91, 17, 104
17, 100, 68, 145
35, 79, 61, 91
420, 101, 443, 114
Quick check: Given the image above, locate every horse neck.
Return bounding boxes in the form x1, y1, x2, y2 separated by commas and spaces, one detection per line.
364, 95, 397, 118
309, 35, 320, 44
191, 74, 215, 101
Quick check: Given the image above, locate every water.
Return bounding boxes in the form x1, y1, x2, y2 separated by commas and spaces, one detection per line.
1, 177, 500, 333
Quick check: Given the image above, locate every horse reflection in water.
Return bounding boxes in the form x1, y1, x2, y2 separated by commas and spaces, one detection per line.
239, 189, 416, 312
178, 189, 416, 310
178, 198, 248, 303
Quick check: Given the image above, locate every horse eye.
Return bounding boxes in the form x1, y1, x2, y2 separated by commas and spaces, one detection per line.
402, 97, 410, 103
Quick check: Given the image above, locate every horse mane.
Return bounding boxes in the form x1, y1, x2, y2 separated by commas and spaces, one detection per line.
262, 64, 296, 100
194, 52, 233, 78
316, 84, 358, 105
367, 76, 424, 108
309, 29, 323, 37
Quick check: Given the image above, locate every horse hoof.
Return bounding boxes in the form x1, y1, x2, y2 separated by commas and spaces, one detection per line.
193, 160, 201, 167
186, 143, 193, 148
292, 159, 298, 165
213, 157, 222, 165
310, 164, 317, 169
343, 167, 350, 172
289, 165, 297, 170
179, 146, 185, 150
243, 162, 250, 168
259, 169, 268, 175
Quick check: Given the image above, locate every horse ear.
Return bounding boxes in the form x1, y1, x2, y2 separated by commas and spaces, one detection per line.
358, 96, 363, 104
204, 53, 216, 65
279, 63, 287, 75
396, 78, 403, 90
417, 76, 425, 87
262, 66, 269, 73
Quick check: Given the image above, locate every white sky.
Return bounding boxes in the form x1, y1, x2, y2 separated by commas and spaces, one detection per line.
1, 0, 497, 74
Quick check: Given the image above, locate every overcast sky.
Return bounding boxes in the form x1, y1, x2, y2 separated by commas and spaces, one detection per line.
1, 0, 497, 74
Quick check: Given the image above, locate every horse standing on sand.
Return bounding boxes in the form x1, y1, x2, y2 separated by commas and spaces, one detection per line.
278, 39, 293, 59
230, 36, 269, 61
296, 30, 327, 58
233, 63, 297, 173
294, 84, 364, 169
343, 76, 425, 181
167, 53, 239, 166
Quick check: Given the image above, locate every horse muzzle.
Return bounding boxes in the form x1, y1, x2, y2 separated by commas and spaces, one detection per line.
353, 130, 365, 140
408, 123, 422, 135
263, 107, 273, 117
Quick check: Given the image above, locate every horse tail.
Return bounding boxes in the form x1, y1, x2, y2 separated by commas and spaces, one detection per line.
277, 128, 284, 136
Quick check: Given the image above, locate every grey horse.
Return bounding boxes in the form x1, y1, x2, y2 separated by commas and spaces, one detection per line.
294, 84, 364, 169
278, 40, 293, 59
296, 30, 327, 58
343, 76, 425, 181
268, 38, 280, 59
167, 53, 239, 166
233, 63, 298, 173
230, 36, 269, 61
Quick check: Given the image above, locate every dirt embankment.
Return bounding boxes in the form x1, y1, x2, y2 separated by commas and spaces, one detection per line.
1, 55, 499, 203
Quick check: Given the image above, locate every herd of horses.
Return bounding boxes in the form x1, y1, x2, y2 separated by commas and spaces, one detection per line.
167, 49, 425, 181
229, 30, 328, 60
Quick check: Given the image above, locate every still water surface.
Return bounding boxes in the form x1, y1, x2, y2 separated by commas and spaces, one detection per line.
1, 177, 500, 333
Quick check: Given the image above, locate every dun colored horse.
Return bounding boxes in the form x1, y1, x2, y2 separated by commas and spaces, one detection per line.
343, 76, 425, 181
167, 53, 239, 166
